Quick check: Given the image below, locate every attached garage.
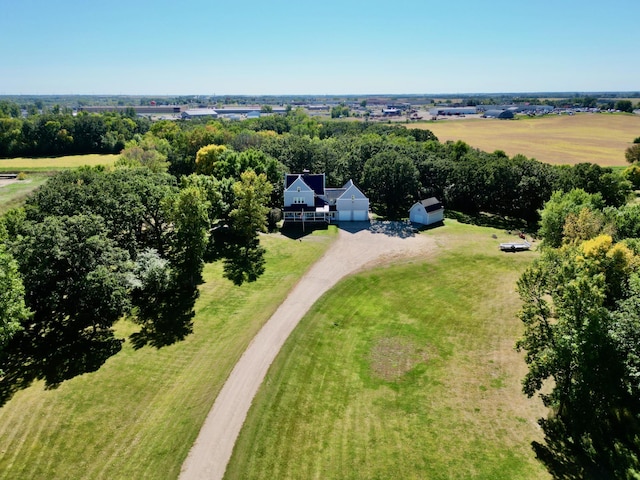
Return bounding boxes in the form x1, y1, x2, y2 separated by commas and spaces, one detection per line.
335, 180, 370, 222
338, 208, 368, 221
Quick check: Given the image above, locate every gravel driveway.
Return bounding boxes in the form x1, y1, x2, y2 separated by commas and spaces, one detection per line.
179, 221, 436, 480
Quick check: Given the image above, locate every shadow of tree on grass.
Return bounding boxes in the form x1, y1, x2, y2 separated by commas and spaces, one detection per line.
129, 284, 198, 350
446, 210, 532, 232
0, 328, 123, 407
532, 414, 640, 480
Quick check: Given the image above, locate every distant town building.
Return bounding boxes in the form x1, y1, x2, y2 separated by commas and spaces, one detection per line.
429, 107, 477, 116
482, 110, 514, 119
181, 108, 219, 119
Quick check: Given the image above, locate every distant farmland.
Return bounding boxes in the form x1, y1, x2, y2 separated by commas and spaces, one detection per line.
412, 113, 640, 167
0, 154, 119, 171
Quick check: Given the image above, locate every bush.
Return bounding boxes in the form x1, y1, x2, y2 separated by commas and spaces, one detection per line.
16, 172, 27, 181
267, 208, 282, 232
623, 165, 640, 189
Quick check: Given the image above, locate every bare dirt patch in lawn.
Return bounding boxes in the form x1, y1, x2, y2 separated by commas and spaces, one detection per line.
369, 336, 431, 381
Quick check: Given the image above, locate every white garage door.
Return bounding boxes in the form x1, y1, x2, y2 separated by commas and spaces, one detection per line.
352, 210, 368, 221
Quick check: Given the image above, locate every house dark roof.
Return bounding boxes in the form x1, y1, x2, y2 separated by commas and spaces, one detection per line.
324, 187, 346, 203
420, 197, 443, 212
284, 173, 325, 195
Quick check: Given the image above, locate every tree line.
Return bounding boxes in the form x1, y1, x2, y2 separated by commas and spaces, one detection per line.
1, 104, 632, 228
1, 106, 635, 407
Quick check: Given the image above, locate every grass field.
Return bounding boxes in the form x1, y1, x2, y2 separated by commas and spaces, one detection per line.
225, 222, 549, 480
0, 230, 335, 480
0, 154, 119, 214
412, 113, 640, 167
0, 154, 119, 172
0, 174, 51, 214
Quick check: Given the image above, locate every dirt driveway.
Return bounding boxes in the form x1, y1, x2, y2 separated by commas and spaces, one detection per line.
0, 178, 18, 187
179, 221, 437, 480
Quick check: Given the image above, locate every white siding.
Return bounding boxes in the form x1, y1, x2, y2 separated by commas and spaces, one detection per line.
335, 183, 369, 221
410, 202, 444, 225
427, 209, 444, 224
283, 176, 315, 207
409, 204, 426, 224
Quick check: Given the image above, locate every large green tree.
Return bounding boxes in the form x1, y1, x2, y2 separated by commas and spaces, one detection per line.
517, 235, 640, 478
10, 214, 132, 388
615, 100, 634, 113
625, 144, 640, 165
538, 189, 605, 248
0, 243, 29, 369
223, 170, 272, 285
362, 150, 419, 219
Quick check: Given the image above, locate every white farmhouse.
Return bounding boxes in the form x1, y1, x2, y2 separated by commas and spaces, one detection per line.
409, 197, 444, 226
283, 173, 369, 224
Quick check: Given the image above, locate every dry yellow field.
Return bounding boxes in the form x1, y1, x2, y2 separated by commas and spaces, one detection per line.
412, 113, 640, 166
0, 154, 119, 170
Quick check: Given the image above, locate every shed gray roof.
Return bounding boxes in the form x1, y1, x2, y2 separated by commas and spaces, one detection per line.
420, 197, 444, 212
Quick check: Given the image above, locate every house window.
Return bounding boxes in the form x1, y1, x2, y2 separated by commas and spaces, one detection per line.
293, 197, 305, 204
296, 187, 301, 192
351, 194, 355, 201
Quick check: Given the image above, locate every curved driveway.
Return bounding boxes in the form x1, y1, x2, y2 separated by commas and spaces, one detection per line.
179, 222, 435, 479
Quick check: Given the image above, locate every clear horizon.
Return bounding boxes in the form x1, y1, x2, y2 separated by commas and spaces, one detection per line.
2, 0, 638, 96
1, 90, 639, 98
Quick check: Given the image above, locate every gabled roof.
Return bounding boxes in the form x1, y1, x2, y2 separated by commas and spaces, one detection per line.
285, 175, 314, 193
285, 173, 325, 195
420, 197, 444, 212
338, 181, 367, 200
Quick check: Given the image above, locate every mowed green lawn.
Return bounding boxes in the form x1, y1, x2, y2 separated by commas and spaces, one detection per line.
412, 113, 640, 167
0, 230, 335, 480
225, 222, 549, 480
0, 154, 119, 172
0, 154, 119, 214
0, 174, 51, 214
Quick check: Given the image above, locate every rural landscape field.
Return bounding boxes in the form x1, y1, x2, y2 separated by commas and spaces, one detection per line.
0, 94, 639, 480
3, 0, 640, 476
415, 113, 640, 166
0, 217, 550, 480
0, 230, 334, 479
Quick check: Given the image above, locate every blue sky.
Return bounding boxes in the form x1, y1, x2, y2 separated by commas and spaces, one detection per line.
1, 0, 638, 95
